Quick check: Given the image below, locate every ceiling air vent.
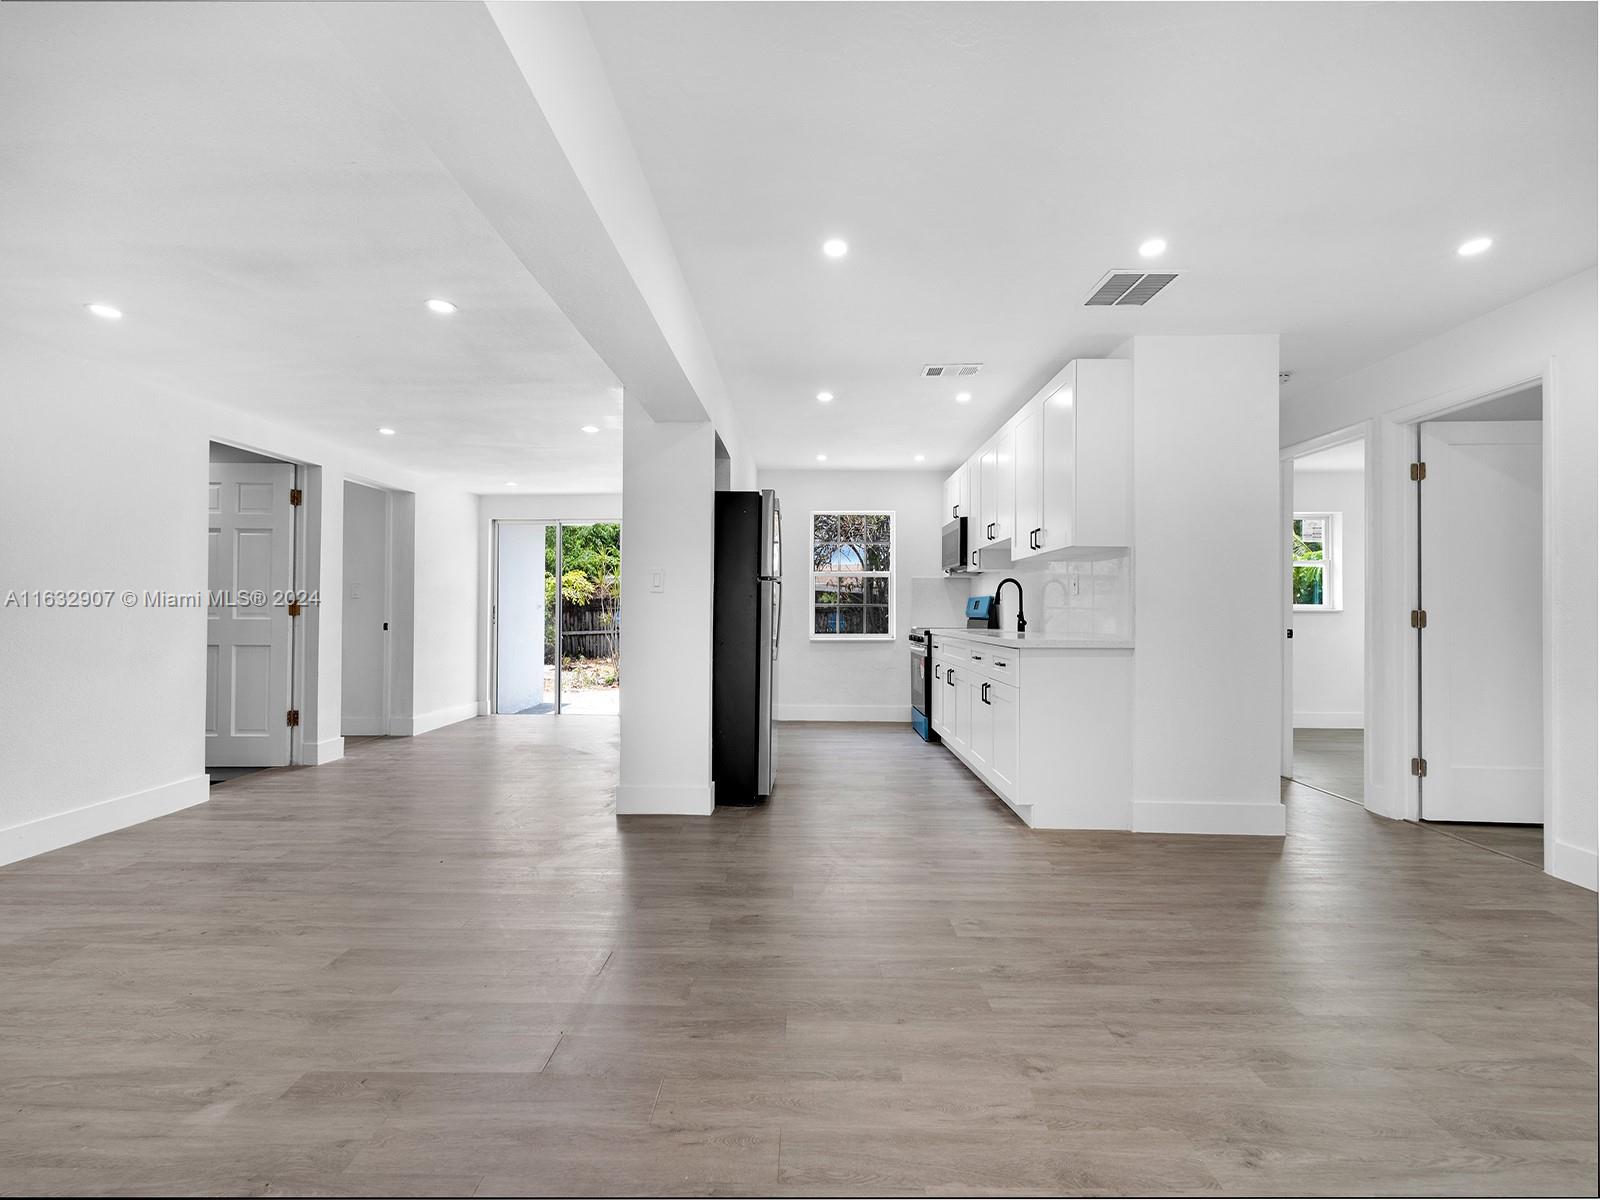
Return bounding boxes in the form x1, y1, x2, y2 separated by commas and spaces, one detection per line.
1084, 270, 1181, 307
922, 363, 983, 378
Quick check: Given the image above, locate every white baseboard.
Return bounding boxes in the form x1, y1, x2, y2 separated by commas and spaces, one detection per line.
303, 736, 345, 765
396, 702, 479, 737
0, 775, 210, 867
615, 782, 714, 815
1133, 798, 1287, 836
477, 700, 490, 716
1549, 839, 1599, 892
774, 704, 910, 723
1294, 711, 1364, 729
341, 717, 386, 737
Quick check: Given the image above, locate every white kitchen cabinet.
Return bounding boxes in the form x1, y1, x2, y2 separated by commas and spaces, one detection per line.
1009, 358, 1133, 560
929, 631, 1132, 829
942, 463, 970, 523
930, 655, 948, 735
986, 678, 1019, 795
976, 425, 1016, 548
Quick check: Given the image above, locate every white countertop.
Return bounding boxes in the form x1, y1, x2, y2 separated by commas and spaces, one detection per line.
928, 627, 1133, 650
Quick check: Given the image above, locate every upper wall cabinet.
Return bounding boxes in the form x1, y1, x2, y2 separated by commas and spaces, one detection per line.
1009, 358, 1133, 560
976, 425, 1015, 549
942, 461, 970, 522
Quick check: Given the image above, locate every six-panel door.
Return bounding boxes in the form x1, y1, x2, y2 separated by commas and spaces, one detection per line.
207, 462, 294, 768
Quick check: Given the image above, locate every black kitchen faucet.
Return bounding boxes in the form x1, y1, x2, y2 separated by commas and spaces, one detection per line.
996, 577, 1027, 633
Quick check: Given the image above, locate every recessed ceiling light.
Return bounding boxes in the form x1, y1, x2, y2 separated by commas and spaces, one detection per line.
581, 424, 599, 434
505, 481, 518, 487
914, 454, 926, 462
956, 392, 972, 404
816, 453, 828, 462
1138, 237, 1167, 258
377, 427, 396, 436
425, 297, 458, 314
1457, 236, 1493, 257
822, 238, 848, 259
816, 391, 834, 403
85, 302, 122, 320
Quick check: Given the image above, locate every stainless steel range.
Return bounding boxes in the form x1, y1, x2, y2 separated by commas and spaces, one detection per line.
908, 627, 939, 742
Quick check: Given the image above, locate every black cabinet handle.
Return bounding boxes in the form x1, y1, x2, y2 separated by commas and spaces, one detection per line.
994, 660, 1008, 668
947, 669, 955, 686
971, 653, 982, 660
952, 504, 959, 517
981, 682, 991, 704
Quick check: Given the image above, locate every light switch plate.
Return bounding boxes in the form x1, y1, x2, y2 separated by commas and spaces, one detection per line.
649, 569, 665, 594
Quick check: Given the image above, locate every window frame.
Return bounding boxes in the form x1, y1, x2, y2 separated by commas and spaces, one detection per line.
809, 509, 896, 642
1292, 511, 1342, 612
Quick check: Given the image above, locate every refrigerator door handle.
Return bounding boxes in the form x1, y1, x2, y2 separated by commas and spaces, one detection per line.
773, 579, 782, 657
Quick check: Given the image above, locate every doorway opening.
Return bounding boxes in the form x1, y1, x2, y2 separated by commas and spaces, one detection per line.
341, 480, 393, 741
493, 520, 621, 716
1414, 385, 1544, 867
1284, 439, 1368, 803
206, 441, 300, 780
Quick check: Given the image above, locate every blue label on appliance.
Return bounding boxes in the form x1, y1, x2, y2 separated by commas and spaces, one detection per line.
965, 595, 995, 620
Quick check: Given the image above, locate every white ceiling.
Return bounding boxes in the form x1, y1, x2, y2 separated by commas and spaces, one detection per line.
0, 3, 622, 494
2, 4, 1592, 490
584, 1, 1598, 471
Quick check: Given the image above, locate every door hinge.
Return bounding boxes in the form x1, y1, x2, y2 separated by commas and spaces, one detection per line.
289, 487, 303, 506
1410, 609, 1428, 629
286, 709, 300, 728
286, 600, 302, 618
1411, 757, 1428, 777
1409, 462, 1426, 482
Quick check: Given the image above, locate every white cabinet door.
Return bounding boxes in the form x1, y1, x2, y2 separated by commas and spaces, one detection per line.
967, 676, 993, 771
930, 657, 947, 734
1038, 367, 1079, 555
1012, 400, 1042, 559
979, 443, 998, 544
987, 680, 1019, 797
948, 664, 970, 755
993, 425, 1015, 546
942, 468, 963, 523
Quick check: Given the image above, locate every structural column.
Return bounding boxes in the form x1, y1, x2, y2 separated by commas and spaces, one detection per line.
617, 395, 717, 814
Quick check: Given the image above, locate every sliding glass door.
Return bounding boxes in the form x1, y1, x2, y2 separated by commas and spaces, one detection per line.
493, 520, 620, 715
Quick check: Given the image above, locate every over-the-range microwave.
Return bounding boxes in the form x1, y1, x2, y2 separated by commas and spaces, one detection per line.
941, 516, 972, 573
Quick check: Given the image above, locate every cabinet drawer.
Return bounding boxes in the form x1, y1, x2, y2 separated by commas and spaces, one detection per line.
983, 650, 1018, 684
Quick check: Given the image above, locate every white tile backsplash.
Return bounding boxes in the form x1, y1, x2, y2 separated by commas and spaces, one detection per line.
968, 551, 1132, 641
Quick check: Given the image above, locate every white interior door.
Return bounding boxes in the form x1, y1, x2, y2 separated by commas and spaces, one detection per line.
207, 462, 294, 767
1419, 420, 1542, 822
494, 521, 551, 714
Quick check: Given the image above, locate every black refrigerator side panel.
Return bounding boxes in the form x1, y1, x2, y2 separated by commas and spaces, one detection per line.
713, 491, 761, 806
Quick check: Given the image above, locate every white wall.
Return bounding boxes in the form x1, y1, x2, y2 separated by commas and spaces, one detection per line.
757, 468, 945, 722
617, 397, 715, 813
1283, 267, 1597, 890
476, 493, 622, 712
0, 343, 481, 866
406, 489, 481, 736
1291, 467, 1365, 728
1128, 335, 1287, 835
341, 481, 389, 735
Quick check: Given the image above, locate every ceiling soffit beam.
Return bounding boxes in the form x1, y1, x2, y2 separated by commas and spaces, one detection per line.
319, 1, 736, 441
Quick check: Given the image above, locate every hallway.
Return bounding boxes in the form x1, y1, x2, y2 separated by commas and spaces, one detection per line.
0, 720, 1593, 1195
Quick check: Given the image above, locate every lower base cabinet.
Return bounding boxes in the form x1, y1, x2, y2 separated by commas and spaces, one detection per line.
930, 633, 1132, 829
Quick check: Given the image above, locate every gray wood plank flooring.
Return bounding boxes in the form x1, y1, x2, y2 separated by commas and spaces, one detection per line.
0, 718, 1593, 1196
1292, 727, 1365, 802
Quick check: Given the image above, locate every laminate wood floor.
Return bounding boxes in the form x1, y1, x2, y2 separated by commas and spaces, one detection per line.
1291, 728, 1365, 802
1, 718, 1594, 1197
